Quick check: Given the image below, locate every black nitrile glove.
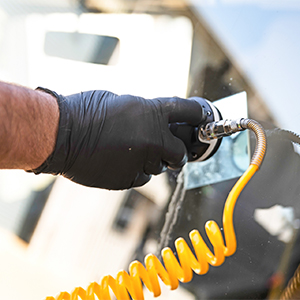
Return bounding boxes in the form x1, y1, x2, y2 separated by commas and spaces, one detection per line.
32, 88, 205, 190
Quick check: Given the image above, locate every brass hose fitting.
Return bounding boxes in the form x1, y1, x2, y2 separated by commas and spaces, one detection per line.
240, 119, 267, 168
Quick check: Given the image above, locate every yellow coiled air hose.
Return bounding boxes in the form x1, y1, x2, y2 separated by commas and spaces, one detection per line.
45, 119, 266, 300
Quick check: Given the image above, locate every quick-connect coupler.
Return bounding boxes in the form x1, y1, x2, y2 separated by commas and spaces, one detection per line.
198, 118, 267, 168
199, 118, 248, 141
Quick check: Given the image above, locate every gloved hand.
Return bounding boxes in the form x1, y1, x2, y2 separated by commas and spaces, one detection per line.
31, 88, 205, 190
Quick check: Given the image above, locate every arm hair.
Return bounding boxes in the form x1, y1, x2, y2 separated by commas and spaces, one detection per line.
0, 81, 59, 170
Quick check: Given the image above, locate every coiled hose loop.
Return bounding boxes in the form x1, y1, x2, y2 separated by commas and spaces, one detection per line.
45, 119, 267, 300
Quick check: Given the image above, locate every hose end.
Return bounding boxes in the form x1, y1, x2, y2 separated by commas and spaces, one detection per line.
198, 118, 267, 168
198, 118, 246, 141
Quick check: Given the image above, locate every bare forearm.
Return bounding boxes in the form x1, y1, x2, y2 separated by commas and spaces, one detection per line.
0, 81, 59, 170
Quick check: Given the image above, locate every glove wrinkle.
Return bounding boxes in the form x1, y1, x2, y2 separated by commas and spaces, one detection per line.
58, 97, 79, 176
143, 99, 163, 176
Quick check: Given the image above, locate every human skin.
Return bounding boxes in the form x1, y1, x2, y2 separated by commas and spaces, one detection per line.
0, 81, 59, 170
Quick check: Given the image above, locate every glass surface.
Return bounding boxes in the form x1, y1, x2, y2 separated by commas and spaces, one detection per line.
0, 1, 300, 300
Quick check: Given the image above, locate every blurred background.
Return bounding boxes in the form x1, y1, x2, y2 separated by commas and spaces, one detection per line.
0, 0, 300, 299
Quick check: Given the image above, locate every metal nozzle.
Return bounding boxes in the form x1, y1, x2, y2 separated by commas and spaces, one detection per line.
199, 118, 248, 141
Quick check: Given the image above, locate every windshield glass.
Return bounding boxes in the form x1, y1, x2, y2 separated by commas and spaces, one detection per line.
0, 1, 299, 300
